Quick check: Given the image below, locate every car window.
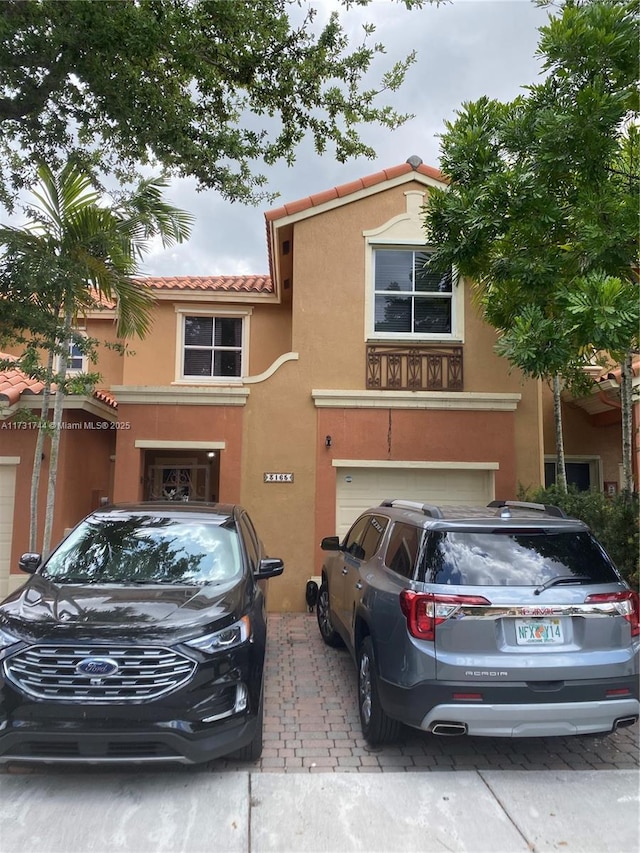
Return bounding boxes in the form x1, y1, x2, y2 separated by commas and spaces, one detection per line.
42, 515, 242, 585
385, 522, 422, 579
343, 516, 371, 557
419, 530, 620, 586
360, 515, 389, 560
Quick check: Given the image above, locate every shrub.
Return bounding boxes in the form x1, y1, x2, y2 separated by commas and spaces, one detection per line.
519, 485, 639, 589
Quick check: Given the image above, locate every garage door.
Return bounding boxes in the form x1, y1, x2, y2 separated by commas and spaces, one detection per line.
0, 458, 19, 600
334, 463, 495, 538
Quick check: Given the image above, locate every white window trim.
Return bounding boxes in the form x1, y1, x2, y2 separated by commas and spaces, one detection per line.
174, 307, 252, 384
544, 455, 603, 491
363, 190, 464, 343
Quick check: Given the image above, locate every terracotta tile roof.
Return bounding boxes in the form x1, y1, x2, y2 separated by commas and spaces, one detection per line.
0, 353, 117, 410
265, 158, 446, 223
136, 275, 273, 294
94, 388, 118, 409
0, 353, 51, 405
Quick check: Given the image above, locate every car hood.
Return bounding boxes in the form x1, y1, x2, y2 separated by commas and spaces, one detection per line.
0, 575, 246, 643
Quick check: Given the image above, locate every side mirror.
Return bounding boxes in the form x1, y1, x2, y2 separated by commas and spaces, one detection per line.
19, 553, 41, 574
255, 557, 284, 580
320, 536, 341, 552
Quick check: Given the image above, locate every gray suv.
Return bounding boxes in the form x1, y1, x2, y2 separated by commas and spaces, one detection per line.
317, 499, 639, 745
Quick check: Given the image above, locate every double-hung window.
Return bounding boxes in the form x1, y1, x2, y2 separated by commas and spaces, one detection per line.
373, 248, 454, 338
182, 315, 243, 379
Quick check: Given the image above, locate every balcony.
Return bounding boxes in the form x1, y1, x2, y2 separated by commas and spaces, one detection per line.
366, 345, 463, 391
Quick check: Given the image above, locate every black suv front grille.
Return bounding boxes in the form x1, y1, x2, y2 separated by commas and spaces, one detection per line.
4, 644, 196, 703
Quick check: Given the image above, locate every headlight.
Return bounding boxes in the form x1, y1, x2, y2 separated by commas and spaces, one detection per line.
0, 627, 21, 651
184, 615, 251, 654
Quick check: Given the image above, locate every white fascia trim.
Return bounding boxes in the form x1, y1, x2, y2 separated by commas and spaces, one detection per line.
312, 390, 521, 411
135, 440, 226, 450
1, 395, 117, 421
0, 456, 21, 465
271, 172, 446, 228
111, 385, 249, 406
244, 352, 299, 384
332, 459, 499, 470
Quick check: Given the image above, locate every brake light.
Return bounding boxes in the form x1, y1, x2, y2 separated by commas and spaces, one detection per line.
399, 591, 491, 641
584, 590, 640, 637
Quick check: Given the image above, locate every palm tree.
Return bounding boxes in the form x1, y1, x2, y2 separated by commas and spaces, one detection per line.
0, 160, 193, 553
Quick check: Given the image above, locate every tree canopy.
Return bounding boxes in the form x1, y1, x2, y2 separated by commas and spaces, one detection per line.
0, 0, 428, 208
423, 0, 639, 489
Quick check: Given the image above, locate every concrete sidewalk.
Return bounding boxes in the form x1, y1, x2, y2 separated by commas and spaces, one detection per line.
2, 767, 638, 852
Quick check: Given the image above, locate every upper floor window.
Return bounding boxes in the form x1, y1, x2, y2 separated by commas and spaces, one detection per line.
372, 248, 454, 339
182, 315, 243, 379
56, 331, 88, 375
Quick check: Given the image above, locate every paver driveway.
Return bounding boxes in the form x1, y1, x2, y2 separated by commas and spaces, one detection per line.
223, 612, 640, 774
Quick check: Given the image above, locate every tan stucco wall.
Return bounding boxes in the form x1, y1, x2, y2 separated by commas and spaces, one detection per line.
541, 385, 622, 486
118, 300, 292, 386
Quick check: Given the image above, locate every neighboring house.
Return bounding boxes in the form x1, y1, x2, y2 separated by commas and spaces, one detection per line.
0, 157, 633, 607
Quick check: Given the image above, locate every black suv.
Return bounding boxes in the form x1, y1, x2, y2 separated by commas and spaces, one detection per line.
317, 499, 639, 745
0, 502, 283, 764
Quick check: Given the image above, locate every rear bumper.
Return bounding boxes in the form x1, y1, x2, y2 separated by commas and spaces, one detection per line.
420, 699, 640, 737
377, 676, 640, 737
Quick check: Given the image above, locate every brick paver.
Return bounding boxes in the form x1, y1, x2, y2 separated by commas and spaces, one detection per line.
220, 612, 640, 774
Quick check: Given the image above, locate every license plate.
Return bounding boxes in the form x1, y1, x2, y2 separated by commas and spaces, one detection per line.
516, 619, 563, 645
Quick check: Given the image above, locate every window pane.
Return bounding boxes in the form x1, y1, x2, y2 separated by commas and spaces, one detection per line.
213, 350, 241, 377
415, 253, 452, 293
215, 317, 242, 347
185, 316, 213, 346
414, 298, 451, 334
375, 294, 412, 333
360, 516, 388, 560
184, 350, 213, 376
385, 522, 422, 579
375, 250, 413, 293
69, 342, 84, 370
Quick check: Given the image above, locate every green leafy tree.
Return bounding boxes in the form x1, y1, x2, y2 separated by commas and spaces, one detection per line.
0, 0, 432, 208
424, 0, 639, 492
0, 161, 193, 553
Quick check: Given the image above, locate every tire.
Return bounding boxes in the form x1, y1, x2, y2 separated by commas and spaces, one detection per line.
357, 636, 401, 746
316, 581, 344, 647
230, 682, 264, 762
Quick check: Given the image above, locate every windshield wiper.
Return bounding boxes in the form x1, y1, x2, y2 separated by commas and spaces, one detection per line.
44, 576, 97, 584
534, 575, 591, 595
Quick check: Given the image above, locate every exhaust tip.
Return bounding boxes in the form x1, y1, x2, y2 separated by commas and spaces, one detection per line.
614, 716, 638, 730
430, 721, 468, 736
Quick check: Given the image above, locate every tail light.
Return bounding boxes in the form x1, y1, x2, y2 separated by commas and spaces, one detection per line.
584, 590, 640, 637
399, 591, 491, 641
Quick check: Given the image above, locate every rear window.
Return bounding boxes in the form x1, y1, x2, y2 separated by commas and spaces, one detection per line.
419, 530, 620, 586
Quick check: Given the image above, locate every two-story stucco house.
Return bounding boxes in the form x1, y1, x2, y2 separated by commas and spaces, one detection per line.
1, 156, 634, 607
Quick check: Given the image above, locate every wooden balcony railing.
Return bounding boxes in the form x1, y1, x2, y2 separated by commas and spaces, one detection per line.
366, 345, 463, 391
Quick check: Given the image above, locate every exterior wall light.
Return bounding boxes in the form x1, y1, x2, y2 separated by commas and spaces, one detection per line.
325, 435, 332, 448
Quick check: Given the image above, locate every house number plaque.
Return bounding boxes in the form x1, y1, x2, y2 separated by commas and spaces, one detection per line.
263, 473, 294, 483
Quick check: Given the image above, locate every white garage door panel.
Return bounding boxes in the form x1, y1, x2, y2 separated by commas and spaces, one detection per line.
335, 466, 494, 539
0, 460, 19, 601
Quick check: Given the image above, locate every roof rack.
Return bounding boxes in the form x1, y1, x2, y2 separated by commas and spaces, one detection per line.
379, 499, 444, 519
488, 500, 567, 519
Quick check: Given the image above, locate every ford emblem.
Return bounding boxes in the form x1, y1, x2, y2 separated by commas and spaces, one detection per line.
76, 657, 119, 677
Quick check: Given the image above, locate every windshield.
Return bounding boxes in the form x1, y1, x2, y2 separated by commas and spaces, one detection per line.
42, 515, 242, 585
419, 531, 620, 586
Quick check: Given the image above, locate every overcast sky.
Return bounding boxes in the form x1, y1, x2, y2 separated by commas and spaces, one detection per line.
143, 0, 551, 278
